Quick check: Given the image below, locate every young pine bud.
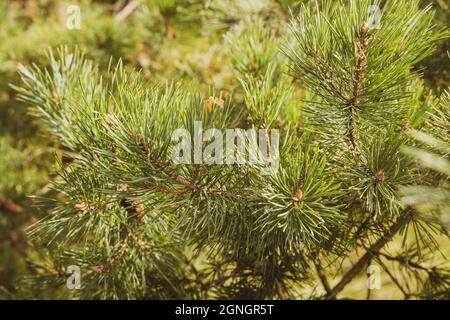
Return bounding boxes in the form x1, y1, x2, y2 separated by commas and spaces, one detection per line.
120, 198, 145, 222
51, 90, 59, 102
293, 188, 303, 204
375, 169, 385, 183
104, 111, 116, 127
75, 202, 91, 213
403, 120, 411, 133
117, 183, 130, 192
360, 21, 367, 34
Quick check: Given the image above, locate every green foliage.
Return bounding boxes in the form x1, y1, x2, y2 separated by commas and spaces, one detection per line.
1, 0, 449, 300
401, 90, 450, 228
283, 0, 447, 145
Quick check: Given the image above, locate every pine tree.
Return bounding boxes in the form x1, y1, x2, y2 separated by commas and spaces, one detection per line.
2, 0, 449, 300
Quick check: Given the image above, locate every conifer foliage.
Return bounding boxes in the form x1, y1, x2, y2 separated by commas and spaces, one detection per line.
1, 0, 449, 299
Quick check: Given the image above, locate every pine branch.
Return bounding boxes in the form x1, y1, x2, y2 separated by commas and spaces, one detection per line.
7, 0, 448, 299
0, 195, 24, 215
114, 0, 141, 22
375, 256, 411, 299
326, 212, 412, 299
92, 234, 131, 274
315, 261, 332, 295
375, 251, 428, 271
366, 259, 372, 300
346, 21, 369, 149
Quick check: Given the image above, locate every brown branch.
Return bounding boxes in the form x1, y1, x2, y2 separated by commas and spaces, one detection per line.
114, 0, 141, 22
273, 0, 289, 22
112, 0, 127, 12
134, 131, 197, 189
315, 261, 332, 295
347, 109, 357, 149
149, 152, 197, 189
366, 259, 372, 300
135, 131, 223, 194
375, 251, 429, 271
376, 257, 411, 299
92, 235, 131, 273
346, 21, 369, 149
0, 195, 24, 215
326, 212, 411, 299
313, 55, 349, 103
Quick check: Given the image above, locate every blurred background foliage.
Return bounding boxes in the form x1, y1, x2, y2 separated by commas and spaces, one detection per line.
0, 0, 448, 299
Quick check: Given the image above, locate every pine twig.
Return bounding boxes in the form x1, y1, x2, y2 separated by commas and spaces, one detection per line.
92, 235, 131, 273
366, 259, 372, 300
315, 261, 332, 295
376, 257, 411, 299
375, 251, 429, 271
0, 195, 24, 215
346, 21, 369, 149
325, 212, 411, 299
114, 0, 141, 22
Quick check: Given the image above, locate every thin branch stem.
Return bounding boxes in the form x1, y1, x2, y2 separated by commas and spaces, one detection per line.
114, 0, 141, 22
346, 22, 369, 149
326, 212, 411, 299
0, 195, 24, 215
375, 251, 429, 271
376, 256, 411, 299
315, 261, 332, 295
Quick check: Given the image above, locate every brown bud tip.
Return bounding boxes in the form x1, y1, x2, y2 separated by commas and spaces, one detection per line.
137, 238, 147, 250
375, 169, 385, 183
220, 90, 230, 100
133, 200, 145, 221
403, 120, 411, 133
205, 97, 214, 113
51, 90, 59, 102
117, 183, 130, 192
75, 202, 89, 212
293, 188, 303, 203
359, 197, 367, 208
361, 21, 367, 34
204, 96, 224, 113
104, 111, 115, 126
92, 265, 107, 273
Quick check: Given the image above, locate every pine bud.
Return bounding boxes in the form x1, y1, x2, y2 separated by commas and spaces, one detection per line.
204, 96, 224, 113
91, 265, 107, 273
51, 90, 59, 102
375, 169, 385, 183
361, 21, 367, 34
134, 200, 145, 219
121, 198, 145, 222
136, 234, 147, 250
75, 202, 90, 213
403, 120, 411, 133
359, 197, 367, 208
219, 90, 230, 101
117, 183, 130, 192
134, 131, 148, 154
138, 239, 146, 249
293, 188, 303, 204
104, 111, 115, 126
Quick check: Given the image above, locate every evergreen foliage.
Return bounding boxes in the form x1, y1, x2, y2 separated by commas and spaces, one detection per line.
0, 0, 449, 300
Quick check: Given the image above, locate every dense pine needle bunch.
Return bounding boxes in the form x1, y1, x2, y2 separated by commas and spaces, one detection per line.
0, 0, 449, 300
